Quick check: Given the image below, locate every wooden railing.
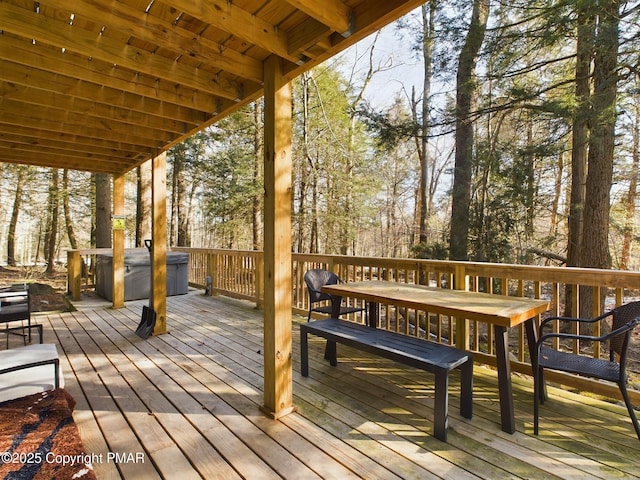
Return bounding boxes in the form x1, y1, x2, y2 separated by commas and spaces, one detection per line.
69, 247, 640, 402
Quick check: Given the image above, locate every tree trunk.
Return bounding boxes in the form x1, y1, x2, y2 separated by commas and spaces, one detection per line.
579, 0, 619, 320
567, 7, 594, 268
62, 170, 78, 250
418, 1, 435, 245
253, 100, 263, 251
94, 173, 112, 248
449, 0, 490, 260
176, 167, 190, 247
565, 5, 595, 316
7, 167, 25, 266
136, 162, 152, 247
580, 0, 619, 271
620, 91, 640, 270
45, 169, 59, 275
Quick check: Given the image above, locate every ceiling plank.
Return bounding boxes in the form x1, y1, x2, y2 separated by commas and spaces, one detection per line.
0, 122, 142, 150
0, 35, 221, 114
287, 17, 332, 57
0, 108, 173, 148
0, 61, 208, 124
0, 139, 137, 163
40, 0, 264, 84
0, 148, 134, 173
166, 0, 299, 63
284, 0, 353, 36
0, 2, 243, 100
0, 82, 198, 133
0, 130, 140, 158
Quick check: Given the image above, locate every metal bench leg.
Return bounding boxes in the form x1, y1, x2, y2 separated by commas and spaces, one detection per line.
433, 368, 449, 442
459, 359, 473, 419
325, 340, 337, 367
300, 328, 309, 377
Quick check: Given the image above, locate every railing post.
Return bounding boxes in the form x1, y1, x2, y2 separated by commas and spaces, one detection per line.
67, 250, 82, 301
255, 253, 264, 309
207, 252, 217, 296
454, 264, 470, 350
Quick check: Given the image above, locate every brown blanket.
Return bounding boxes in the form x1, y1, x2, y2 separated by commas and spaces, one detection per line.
0, 389, 96, 479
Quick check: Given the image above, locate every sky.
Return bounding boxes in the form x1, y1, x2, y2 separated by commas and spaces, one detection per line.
334, 17, 426, 109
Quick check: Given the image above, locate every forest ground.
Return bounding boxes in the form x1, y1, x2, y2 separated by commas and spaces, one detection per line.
0, 265, 73, 313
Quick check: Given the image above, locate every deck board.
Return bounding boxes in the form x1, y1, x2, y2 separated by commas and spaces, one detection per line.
24, 290, 640, 479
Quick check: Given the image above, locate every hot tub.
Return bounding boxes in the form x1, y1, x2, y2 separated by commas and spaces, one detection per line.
95, 250, 189, 301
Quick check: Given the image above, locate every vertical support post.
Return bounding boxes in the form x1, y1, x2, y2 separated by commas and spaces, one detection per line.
67, 250, 81, 301
206, 253, 215, 296
112, 174, 125, 308
255, 253, 264, 309
454, 264, 469, 350
151, 152, 167, 334
262, 55, 295, 419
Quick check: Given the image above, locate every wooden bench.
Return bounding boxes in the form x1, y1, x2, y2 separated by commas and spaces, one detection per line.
300, 318, 473, 441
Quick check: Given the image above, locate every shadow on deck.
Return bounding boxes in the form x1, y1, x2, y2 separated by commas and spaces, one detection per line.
33, 290, 640, 479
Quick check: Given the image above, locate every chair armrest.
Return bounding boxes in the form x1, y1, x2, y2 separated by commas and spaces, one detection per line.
538, 318, 640, 348
539, 311, 610, 334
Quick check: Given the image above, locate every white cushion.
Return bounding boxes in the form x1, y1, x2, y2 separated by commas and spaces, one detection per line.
0, 344, 64, 403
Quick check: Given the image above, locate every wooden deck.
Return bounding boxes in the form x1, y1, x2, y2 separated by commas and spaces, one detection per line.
31, 290, 640, 479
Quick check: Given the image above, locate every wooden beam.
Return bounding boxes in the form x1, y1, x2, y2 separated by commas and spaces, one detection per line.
0, 138, 138, 163
0, 38, 221, 114
0, 111, 169, 149
0, 86, 195, 134
151, 153, 167, 334
285, 0, 353, 36
0, 131, 140, 160
43, 0, 264, 84
0, 100, 177, 143
0, 61, 209, 125
0, 3, 242, 100
287, 17, 332, 57
0, 148, 133, 174
112, 174, 125, 308
262, 55, 294, 419
169, 0, 298, 63
283, 0, 426, 81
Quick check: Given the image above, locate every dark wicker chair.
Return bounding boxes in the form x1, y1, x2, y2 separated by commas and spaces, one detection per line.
304, 269, 366, 322
533, 301, 640, 440
0, 284, 34, 346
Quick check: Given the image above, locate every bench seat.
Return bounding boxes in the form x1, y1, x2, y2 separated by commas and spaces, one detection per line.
300, 318, 473, 441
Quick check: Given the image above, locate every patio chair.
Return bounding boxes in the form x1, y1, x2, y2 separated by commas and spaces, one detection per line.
0, 284, 35, 346
304, 269, 366, 322
533, 301, 640, 440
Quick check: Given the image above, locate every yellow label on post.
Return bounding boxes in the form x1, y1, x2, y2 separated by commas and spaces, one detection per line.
113, 215, 126, 230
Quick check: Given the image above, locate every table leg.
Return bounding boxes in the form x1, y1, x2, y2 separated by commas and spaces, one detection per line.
368, 302, 378, 328
330, 295, 343, 318
494, 325, 515, 434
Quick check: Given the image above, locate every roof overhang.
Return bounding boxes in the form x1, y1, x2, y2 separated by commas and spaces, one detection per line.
0, 0, 426, 175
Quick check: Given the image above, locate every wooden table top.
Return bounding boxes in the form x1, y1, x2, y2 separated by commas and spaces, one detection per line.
322, 280, 550, 328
